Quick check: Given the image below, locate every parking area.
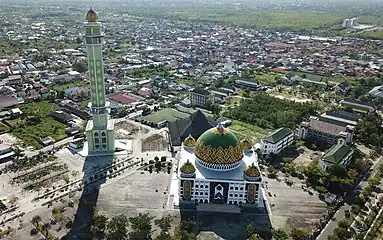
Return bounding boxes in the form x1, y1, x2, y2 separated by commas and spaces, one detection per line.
265, 174, 328, 230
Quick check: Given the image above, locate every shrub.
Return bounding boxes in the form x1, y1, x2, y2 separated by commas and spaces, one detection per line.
149, 160, 155, 164
154, 156, 159, 161
161, 156, 166, 162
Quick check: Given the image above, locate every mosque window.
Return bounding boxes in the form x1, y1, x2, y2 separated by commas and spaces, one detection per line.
234, 201, 237, 205
229, 194, 233, 197
240, 187, 244, 190
200, 185, 204, 188
205, 192, 208, 195
102, 132, 106, 137
235, 194, 238, 197
235, 187, 239, 190
230, 187, 233, 190
102, 144, 106, 149
205, 185, 209, 188
239, 194, 243, 197
229, 201, 232, 204
239, 201, 243, 204
204, 200, 208, 203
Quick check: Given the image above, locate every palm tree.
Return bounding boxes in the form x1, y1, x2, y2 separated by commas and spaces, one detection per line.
32, 215, 41, 226
43, 222, 50, 237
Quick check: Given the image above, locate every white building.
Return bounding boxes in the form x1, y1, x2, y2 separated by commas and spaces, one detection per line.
260, 128, 294, 157
342, 19, 351, 28
177, 123, 264, 210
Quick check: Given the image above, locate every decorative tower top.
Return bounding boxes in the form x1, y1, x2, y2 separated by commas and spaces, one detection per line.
216, 121, 224, 134
86, 8, 98, 22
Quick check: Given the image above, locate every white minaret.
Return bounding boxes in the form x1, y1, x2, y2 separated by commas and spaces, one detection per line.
84, 8, 115, 154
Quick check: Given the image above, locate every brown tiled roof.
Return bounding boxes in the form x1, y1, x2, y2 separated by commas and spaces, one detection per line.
310, 118, 346, 136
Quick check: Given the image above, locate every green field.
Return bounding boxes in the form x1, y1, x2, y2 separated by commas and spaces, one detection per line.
10, 101, 67, 149
229, 120, 271, 143
138, 108, 192, 124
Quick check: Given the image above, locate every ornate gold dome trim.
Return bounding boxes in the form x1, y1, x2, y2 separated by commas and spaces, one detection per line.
86, 8, 98, 22
184, 134, 196, 148
195, 140, 243, 164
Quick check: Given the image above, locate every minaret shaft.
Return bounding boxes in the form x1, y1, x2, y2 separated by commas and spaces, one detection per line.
84, 9, 115, 154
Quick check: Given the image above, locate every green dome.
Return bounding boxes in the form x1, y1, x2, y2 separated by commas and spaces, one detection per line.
195, 123, 243, 165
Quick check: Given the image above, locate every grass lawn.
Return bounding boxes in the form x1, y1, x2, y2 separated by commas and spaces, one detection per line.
138, 108, 191, 124
228, 120, 271, 143
50, 81, 87, 92
254, 71, 285, 85
10, 101, 67, 149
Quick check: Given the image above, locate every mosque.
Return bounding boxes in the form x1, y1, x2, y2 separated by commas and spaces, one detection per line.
177, 122, 264, 209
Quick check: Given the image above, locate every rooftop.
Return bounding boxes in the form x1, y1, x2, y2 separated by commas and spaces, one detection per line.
178, 147, 258, 181
262, 127, 293, 144
322, 144, 353, 164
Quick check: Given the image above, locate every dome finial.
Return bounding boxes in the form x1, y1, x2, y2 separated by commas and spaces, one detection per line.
86, 8, 98, 22
217, 121, 224, 133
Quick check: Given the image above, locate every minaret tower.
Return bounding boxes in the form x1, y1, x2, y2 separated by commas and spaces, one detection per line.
84, 8, 115, 154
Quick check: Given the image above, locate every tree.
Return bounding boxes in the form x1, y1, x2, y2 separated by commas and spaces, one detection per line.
128, 213, 154, 240
32, 215, 41, 226
176, 220, 196, 240
73, 61, 87, 73
368, 177, 380, 187
272, 229, 289, 240
91, 213, 108, 237
57, 90, 65, 99
290, 228, 310, 240
105, 214, 129, 240
248, 233, 264, 240
154, 156, 159, 161
155, 215, 173, 240
327, 234, 341, 240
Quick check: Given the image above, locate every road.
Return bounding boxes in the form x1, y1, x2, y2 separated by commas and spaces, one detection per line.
317, 156, 383, 240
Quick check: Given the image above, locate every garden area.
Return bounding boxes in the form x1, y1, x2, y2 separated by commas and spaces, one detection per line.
139, 156, 172, 174
6, 101, 68, 149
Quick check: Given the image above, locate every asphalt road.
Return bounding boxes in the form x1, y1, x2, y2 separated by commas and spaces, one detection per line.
317, 156, 383, 240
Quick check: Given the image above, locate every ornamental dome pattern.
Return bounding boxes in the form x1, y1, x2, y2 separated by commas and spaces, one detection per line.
183, 134, 196, 148
195, 123, 243, 165
180, 160, 196, 174
86, 8, 98, 22
240, 138, 253, 150
244, 163, 260, 177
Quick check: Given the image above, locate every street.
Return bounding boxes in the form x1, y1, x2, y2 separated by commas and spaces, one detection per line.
317, 156, 383, 240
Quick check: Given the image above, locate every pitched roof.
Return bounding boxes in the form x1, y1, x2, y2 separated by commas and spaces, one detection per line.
262, 127, 293, 144
322, 144, 353, 165
190, 87, 210, 96
309, 118, 346, 136
168, 110, 216, 146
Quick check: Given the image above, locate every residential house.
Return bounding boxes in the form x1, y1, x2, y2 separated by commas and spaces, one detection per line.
260, 128, 294, 157
332, 81, 350, 95
51, 110, 74, 124
318, 143, 353, 171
